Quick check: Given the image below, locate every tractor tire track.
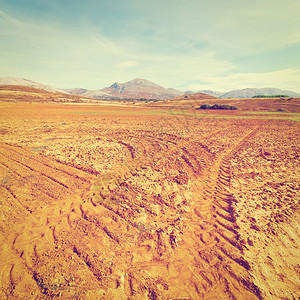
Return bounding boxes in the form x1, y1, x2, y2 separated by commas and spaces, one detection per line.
0, 142, 97, 298
165, 126, 263, 299
0, 116, 269, 299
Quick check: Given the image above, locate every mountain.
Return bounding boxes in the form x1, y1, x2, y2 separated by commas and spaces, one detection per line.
185, 90, 223, 98
81, 89, 117, 100
65, 88, 113, 99
66, 88, 89, 95
0, 77, 68, 94
101, 78, 183, 100
221, 88, 300, 99
199, 90, 224, 98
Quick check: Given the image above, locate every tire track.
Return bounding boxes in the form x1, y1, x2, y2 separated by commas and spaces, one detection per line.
0, 142, 97, 298
168, 126, 263, 299
0, 143, 94, 184
0, 151, 70, 189
80, 124, 263, 299
0, 117, 266, 299
1, 143, 90, 182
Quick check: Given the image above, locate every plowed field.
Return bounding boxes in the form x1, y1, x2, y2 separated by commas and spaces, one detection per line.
0, 103, 299, 299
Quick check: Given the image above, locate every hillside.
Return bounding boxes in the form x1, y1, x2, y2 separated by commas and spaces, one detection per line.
169, 92, 218, 101
0, 77, 68, 94
66, 88, 89, 96
148, 93, 300, 112
0, 85, 85, 103
80, 89, 116, 100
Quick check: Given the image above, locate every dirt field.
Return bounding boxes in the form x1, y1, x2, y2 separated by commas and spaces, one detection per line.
149, 96, 300, 113
0, 103, 299, 299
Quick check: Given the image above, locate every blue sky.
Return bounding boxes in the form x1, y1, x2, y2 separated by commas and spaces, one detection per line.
0, 0, 299, 92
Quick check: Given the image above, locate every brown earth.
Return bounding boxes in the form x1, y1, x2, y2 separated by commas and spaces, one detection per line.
149, 96, 300, 113
0, 102, 299, 299
0, 85, 87, 103
168, 93, 218, 101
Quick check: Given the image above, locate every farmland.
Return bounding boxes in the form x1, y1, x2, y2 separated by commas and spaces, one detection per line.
0, 101, 299, 299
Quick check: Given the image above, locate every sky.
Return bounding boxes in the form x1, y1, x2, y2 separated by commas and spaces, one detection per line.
0, 0, 299, 92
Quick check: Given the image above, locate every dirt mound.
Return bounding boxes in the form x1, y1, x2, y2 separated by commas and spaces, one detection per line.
169, 92, 218, 101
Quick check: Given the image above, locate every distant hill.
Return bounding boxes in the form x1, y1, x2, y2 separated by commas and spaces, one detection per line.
0, 77, 68, 94
170, 92, 218, 101
66, 88, 89, 95
185, 90, 223, 98
66, 88, 114, 99
185, 88, 300, 99
81, 89, 117, 100
221, 88, 300, 99
0, 85, 84, 103
3, 77, 300, 101
200, 90, 224, 98
101, 78, 183, 100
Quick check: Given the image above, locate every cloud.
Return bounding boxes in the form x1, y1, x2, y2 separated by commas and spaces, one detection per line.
189, 68, 300, 92
0, 9, 9, 19
127, 0, 300, 55
0, 9, 127, 87
0, 2, 299, 92
115, 60, 139, 68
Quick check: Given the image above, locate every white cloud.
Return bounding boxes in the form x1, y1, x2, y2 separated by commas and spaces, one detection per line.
128, 0, 300, 55
0, 3, 299, 92
0, 10, 10, 19
0, 10, 127, 87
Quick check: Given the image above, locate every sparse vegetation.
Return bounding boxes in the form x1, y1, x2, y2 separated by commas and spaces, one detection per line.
252, 95, 290, 98
197, 104, 238, 110
137, 98, 160, 102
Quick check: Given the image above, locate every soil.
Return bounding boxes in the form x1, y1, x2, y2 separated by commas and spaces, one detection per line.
0, 102, 299, 299
149, 97, 300, 113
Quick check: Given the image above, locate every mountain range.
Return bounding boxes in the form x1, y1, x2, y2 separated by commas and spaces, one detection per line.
1, 77, 299, 100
